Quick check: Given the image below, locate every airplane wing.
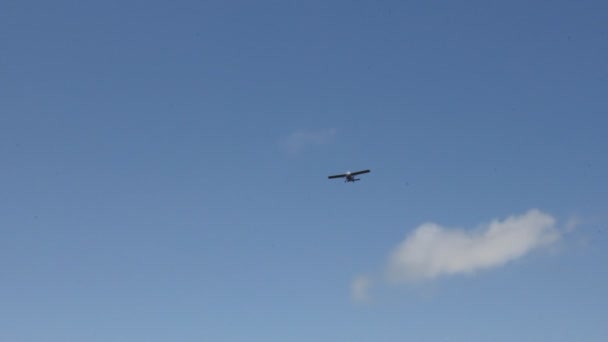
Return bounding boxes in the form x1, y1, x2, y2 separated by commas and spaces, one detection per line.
350, 169, 371, 176
328, 173, 347, 179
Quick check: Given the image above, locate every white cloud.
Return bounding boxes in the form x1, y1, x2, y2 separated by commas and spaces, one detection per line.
280, 128, 336, 154
351, 275, 372, 303
387, 209, 560, 282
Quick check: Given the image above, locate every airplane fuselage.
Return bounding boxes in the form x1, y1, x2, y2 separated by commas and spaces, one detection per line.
345, 174, 359, 182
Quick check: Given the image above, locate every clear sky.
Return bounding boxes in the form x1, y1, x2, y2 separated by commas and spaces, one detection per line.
2, 0, 607, 341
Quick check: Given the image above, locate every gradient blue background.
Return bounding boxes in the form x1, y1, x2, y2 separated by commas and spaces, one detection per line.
2, 0, 607, 340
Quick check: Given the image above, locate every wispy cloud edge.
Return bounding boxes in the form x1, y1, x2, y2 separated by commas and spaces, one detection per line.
280, 128, 336, 154
351, 275, 372, 303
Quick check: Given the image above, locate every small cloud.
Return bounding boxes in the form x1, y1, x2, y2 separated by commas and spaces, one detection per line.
564, 216, 582, 233
280, 128, 336, 154
351, 275, 372, 303
387, 209, 560, 282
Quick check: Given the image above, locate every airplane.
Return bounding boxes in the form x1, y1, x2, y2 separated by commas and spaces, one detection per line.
328, 169, 370, 183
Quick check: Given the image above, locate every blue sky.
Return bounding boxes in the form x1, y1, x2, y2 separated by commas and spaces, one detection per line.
1, 0, 607, 340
